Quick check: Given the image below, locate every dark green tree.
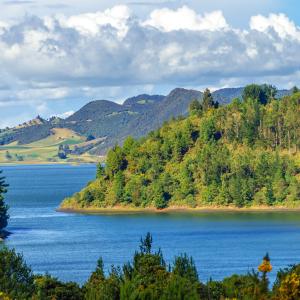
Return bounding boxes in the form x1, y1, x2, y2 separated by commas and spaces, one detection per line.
0, 247, 35, 299
34, 274, 83, 300
106, 145, 127, 178
0, 170, 9, 232
96, 163, 105, 179
243, 83, 276, 105
189, 99, 202, 115
202, 88, 218, 111
173, 254, 198, 283
292, 86, 300, 94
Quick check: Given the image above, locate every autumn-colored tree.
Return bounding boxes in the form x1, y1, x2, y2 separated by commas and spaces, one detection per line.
258, 253, 272, 294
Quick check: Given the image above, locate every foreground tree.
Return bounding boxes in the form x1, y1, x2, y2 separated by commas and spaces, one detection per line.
272, 265, 300, 299
34, 274, 83, 300
258, 253, 272, 294
0, 170, 9, 233
5, 233, 300, 299
0, 247, 35, 299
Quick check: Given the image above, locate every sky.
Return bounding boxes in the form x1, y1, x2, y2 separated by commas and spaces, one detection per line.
0, 0, 300, 127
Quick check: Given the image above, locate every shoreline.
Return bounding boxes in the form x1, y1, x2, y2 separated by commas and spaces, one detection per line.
57, 205, 300, 215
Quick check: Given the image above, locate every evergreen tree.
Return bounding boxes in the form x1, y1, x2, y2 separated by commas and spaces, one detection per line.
202, 88, 218, 111
189, 99, 202, 115
0, 170, 9, 232
292, 86, 300, 94
0, 247, 34, 299
96, 163, 105, 179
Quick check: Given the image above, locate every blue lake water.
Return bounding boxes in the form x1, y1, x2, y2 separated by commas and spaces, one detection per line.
1, 164, 300, 285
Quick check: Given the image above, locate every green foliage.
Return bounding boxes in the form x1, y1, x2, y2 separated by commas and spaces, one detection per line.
63, 91, 300, 210
243, 83, 277, 105
3, 233, 300, 299
0, 170, 9, 231
84, 258, 121, 300
173, 254, 198, 283
189, 99, 202, 116
202, 88, 219, 111
96, 163, 105, 179
292, 86, 299, 94
0, 247, 35, 299
221, 272, 264, 300
106, 146, 127, 178
272, 264, 300, 299
34, 274, 83, 300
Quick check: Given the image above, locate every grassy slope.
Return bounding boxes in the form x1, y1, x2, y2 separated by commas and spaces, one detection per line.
0, 128, 101, 164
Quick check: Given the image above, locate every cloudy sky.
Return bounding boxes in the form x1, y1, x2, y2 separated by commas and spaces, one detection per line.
0, 0, 299, 127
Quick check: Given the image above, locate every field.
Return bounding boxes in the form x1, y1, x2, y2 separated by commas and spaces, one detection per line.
0, 128, 101, 164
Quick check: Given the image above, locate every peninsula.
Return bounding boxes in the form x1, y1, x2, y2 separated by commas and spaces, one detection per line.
60, 85, 300, 212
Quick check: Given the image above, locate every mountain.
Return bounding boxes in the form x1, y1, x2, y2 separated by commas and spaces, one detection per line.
60, 91, 300, 211
123, 94, 165, 111
0, 86, 292, 162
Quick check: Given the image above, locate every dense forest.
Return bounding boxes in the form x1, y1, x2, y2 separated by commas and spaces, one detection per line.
1, 233, 300, 299
61, 85, 300, 210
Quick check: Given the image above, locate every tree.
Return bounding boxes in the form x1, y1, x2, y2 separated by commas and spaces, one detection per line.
173, 254, 198, 283
261, 84, 277, 101
96, 163, 105, 179
113, 171, 125, 202
189, 99, 202, 115
202, 88, 218, 111
140, 232, 153, 254
258, 253, 272, 293
84, 257, 120, 300
58, 151, 67, 159
34, 274, 83, 300
292, 86, 300, 94
106, 145, 127, 178
120, 233, 168, 299
0, 171, 9, 232
221, 272, 265, 299
0, 247, 35, 299
273, 264, 300, 299
243, 84, 276, 105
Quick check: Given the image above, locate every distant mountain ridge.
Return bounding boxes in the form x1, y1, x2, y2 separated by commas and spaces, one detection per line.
0, 86, 291, 156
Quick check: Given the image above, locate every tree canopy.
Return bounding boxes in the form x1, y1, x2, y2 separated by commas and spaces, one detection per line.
62, 86, 300, 210
1, 234, 300, 299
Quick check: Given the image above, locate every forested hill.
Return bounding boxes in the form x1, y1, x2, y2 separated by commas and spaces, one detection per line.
0, 86, 291, 158
61, 85, 300, 210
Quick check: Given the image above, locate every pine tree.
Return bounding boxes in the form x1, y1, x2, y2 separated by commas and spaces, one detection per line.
202, 88, 218, 111
0, 170, 9, 232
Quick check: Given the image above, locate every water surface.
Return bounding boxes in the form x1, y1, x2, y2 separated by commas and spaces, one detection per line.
2, 164, 300, 284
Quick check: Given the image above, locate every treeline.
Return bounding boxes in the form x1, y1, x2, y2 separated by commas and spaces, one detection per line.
0, 170, 9, 238
0, 233, 300, 300
62, 85, 300, 210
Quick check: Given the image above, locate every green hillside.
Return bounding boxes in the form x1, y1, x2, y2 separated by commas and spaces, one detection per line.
0, 87, 291, 160
0, 128, 100, 164
61, 86, 300, 210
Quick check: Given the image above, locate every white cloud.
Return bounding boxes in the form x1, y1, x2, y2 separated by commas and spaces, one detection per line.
250, 13, 300, 41
59, 5, 131, 38
143, 6, 228, 32
57, 110, 74, 119
0, 5, 299, 121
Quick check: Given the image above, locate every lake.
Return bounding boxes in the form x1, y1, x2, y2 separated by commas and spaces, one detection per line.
1, 164, 300, 285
